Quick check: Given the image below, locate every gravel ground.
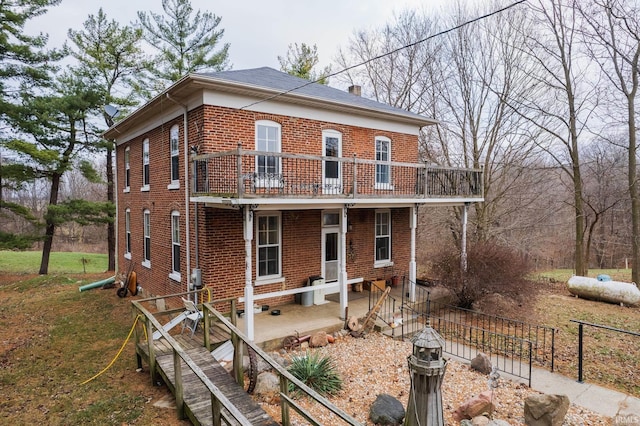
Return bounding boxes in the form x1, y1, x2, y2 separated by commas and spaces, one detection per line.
258, 332, 610, 425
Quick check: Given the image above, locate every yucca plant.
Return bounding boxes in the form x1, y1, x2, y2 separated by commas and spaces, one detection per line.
287, 350, 343, 397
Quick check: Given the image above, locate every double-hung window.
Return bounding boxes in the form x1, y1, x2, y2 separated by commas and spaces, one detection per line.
142, 138, 150, 191
169, 125, 179, 189
256, 213, 281, 279
170, 211, 181, 280
124, 147, 130, 192
375, 137, 392, 189
124, 209, 131, 259
375, 209, 391, 266
142, 209, 151, 267
255, 120, 281, 188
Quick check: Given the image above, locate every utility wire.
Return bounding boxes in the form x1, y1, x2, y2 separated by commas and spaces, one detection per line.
240, 0, 528, 110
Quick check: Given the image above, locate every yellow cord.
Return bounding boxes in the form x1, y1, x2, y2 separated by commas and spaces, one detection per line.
202, 286, 212, 303
81, 315, 143, 385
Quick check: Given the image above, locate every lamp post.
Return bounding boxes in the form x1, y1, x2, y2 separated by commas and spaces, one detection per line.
405, 323, 447, 426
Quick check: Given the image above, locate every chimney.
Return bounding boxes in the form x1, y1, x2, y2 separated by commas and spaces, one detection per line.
348, 85, 361, 97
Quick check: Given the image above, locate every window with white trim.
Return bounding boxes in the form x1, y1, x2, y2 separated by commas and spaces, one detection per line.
256, 213, 281, 279
143, 209, 151, 267
375, 209, 391, 265
169, 125, 179, 187
124, 208, 131, 259
255, 120, 281, 187
142, 138, 150, 190
171, 211, 181, 280
124, 147, 130, 192
375, 137, 391, 189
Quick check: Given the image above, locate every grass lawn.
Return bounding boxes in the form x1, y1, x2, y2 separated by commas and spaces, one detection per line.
0, 251, 108, 274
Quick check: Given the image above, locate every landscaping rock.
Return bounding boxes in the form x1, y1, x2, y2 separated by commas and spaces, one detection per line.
472, 415, 490, 425
453, 390, 494, 421
524, 394, 569, 426
471, 353, 493, 375
253, 371, 280, 396
309, 331, 329, 347
369, 393, 405, 426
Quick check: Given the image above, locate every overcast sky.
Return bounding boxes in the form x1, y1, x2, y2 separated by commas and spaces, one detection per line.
28, 0, 442, 74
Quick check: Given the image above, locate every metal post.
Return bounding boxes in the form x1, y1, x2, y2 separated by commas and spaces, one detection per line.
577, 322, 584, 383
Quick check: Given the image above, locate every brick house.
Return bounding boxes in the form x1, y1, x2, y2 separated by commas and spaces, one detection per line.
104, 67, 483, 339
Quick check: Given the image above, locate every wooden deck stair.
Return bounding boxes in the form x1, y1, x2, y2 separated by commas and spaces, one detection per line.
148, 335, 277, 426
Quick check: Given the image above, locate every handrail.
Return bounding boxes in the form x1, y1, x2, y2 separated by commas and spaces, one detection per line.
131, 300, 253, 425
202, 301, 362, 426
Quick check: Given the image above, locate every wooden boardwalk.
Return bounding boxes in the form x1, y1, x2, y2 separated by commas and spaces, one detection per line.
139, 335, 278, 426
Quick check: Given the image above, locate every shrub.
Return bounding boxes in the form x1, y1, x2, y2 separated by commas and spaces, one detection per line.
287, 350, 343, 397
431, 240, 533, 309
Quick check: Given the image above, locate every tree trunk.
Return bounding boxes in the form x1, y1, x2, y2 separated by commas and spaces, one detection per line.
628, 98, 639, 284
39, 172, 61, 275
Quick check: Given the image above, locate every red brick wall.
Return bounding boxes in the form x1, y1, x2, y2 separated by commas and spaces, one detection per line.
116, 103, 417, 301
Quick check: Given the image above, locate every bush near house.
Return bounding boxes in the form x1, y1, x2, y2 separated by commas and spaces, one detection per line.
431, 241, 533, 309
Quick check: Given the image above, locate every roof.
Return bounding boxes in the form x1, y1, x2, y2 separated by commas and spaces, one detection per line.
104, 67, 436, 140
202, 67, 431, 122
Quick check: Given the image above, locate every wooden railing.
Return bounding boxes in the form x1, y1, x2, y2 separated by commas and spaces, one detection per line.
191, 146, 483, 200
132, 292, 362, 426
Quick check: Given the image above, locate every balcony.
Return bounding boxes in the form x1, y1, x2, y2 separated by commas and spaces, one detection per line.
191, 147, 483, 203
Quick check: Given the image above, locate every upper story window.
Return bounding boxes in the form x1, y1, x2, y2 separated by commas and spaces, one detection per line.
124, 208, 131, 259
142, 209, 151, 268
255, 120, 281, 187
375, 136, 392, 189
375, 209, 391, 266
142, 138, 150, 191
322, 129, 342, 194
169, 125, 180, 188
256, 212, 281, 280
170, 210, 181, 281
124, 147, 130, 192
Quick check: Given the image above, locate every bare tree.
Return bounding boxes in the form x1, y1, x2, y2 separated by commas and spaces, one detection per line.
577, 0, 640, 282
510, 0, 598, 276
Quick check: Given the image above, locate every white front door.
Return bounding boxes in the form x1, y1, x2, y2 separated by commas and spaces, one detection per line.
321, 211, 341, 301
322, 131, 342, 195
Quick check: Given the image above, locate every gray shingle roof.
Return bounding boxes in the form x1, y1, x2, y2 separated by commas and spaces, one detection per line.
197, 67, 429, 122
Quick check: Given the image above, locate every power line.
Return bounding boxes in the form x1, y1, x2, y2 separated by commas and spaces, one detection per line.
240, 0, 528, 110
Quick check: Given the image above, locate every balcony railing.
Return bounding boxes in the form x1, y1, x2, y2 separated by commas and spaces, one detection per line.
191, 147, 483, 200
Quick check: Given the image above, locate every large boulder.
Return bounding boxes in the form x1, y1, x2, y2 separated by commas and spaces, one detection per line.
369, 394, 405, 426
524, 394, 570, 426
453, 390, 494, 421
470, 353, 493, 375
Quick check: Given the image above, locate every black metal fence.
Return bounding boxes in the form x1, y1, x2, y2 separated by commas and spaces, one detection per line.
570, 319, 640, 390
366, 279, 557, 386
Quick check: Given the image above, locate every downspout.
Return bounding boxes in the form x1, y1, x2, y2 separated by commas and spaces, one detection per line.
166, 94, 192, 297
113, 143, 119, 275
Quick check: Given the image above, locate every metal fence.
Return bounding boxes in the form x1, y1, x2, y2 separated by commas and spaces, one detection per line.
366, 279, 557, 386
191, 147, 483, 200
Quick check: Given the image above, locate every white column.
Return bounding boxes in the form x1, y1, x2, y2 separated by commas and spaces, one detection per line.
461, 203, 468, 273
339, 207, 348, 319
243, 207, 255, 341
409, 205, 417, 302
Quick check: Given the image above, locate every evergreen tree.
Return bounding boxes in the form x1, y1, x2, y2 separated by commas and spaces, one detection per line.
278, 43, 330, 84
5, 71, 112, 274
67, 8, 147, 272
0, 0, 62, 250
137, 0, 230, 93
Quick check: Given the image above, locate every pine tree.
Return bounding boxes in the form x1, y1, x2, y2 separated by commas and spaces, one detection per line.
137, 0, 230, 94
278, 43, 331, 84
